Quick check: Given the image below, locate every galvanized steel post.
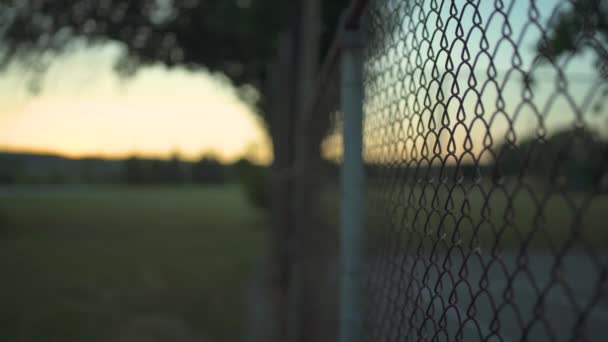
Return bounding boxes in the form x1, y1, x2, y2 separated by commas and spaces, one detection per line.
340, 29, 365, 342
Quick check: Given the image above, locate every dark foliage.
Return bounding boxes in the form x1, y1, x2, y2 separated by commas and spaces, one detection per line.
231, 158, 269, 210
0, 0, 350, 117
123, 156, 146, 184
191, 156, 227, 184
496, 128, 607, 191
122, 154, 185, 184
1, 0, 288, 85
539, 0, 608, 64
0, 154, 24, 184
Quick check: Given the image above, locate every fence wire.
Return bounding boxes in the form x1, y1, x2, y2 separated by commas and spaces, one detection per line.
320, 0, 608, 341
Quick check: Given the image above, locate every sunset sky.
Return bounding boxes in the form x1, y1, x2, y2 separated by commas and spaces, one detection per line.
0, 0, 604, 167
0, 42, 272, 164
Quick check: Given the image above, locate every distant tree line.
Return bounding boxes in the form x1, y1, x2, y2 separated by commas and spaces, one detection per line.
361, 127, 607, 192
0, 151, 270, 209
495, 128, 607, 191
122, 154, 229, 185
0, 152, 258, 185
124, 154, 271, 209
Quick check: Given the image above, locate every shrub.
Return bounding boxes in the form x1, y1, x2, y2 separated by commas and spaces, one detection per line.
232, 159, 269, 210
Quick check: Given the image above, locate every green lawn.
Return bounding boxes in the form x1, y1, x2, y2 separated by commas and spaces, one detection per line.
0, 185, 266, 342
367, 183, 608, 252
320, 181, 608, 252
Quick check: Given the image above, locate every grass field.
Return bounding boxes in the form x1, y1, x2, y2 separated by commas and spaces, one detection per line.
0, 184, 267, 342
320, 181, 608, 252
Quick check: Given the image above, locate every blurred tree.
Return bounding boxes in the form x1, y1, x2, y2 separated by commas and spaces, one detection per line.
497, 127, 606, 190
1, 0, 286, 87
191, 155, 226, 184
80, 159, 95, 183
123, 156, 145, 184
0, 154, 24, 184
0, 0, 349, 125
165, 151, 183, 183
147, 159, 164, 183
232, 158, 268, 209
537, 0, 608, 115
124, 155, 189, 184
538, 0, 607, 67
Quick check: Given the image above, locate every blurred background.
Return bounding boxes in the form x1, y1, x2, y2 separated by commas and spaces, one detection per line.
1, 1, 607, 342
0, 1, 347, 342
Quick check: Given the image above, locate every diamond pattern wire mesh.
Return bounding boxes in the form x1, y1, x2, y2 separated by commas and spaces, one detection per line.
320, 0, 608, 341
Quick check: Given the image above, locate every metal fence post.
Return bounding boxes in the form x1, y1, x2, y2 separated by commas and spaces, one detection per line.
340, 29, 365, 342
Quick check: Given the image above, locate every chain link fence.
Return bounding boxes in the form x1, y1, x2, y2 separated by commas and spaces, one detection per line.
310, 0, 608, 341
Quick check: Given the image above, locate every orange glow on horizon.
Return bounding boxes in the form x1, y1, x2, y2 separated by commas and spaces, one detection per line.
0, 44, 272, 165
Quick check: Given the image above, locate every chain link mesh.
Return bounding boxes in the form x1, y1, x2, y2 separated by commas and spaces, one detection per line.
321, 0, 608, 341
